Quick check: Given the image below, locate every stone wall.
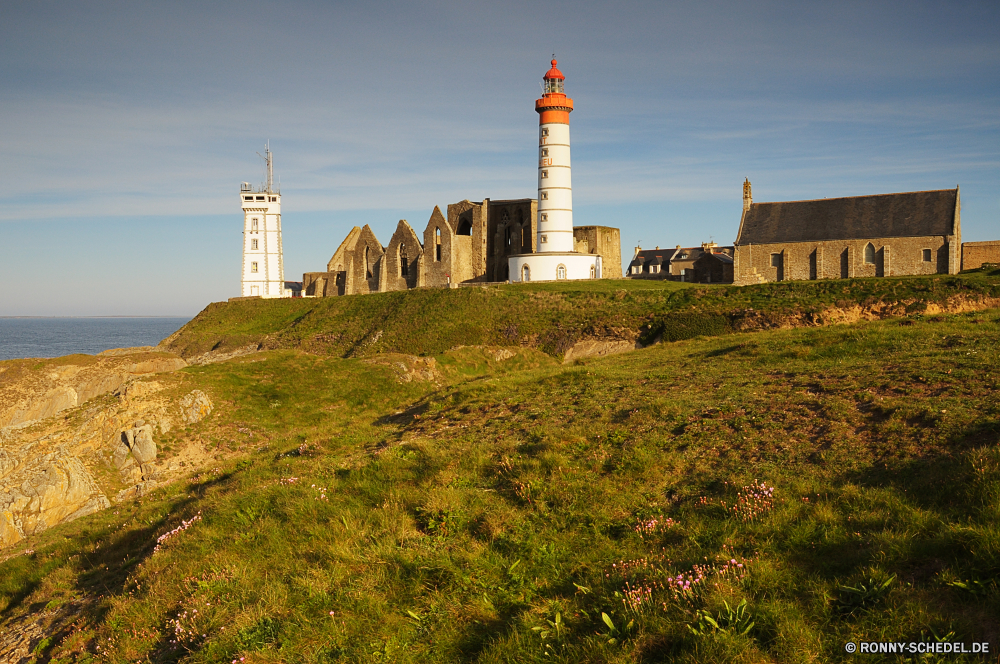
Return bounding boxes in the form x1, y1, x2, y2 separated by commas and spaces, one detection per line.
419, 206, 456, 288
486, 199, 536, 282
448, 200, 488, 283
302, 272, 342, 297
574, 226, 622, 278
962, 241, 1000, 270
381, 220, 424, 291
733, 235, 958, 285
348, 225, 385, 295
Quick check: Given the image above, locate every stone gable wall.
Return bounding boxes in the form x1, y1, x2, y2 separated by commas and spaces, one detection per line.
381, 220, 424, 291
419, 207, 456, 288
348, 225, 385, 295
327, 227, 361, 273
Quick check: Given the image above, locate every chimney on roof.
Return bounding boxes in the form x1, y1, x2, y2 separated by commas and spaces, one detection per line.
655, 246, 659, 250
743, 178, 752, 212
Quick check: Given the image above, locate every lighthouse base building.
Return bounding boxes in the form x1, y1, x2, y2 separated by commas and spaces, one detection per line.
508, 252, 601, 282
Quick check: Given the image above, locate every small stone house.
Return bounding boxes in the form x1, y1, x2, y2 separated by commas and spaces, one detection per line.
627, 243, 734, 281
733, 181, 961, 285
627, 247, 673, 278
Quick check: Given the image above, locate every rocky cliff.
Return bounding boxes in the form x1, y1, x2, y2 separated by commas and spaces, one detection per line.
0, 349, 214, 550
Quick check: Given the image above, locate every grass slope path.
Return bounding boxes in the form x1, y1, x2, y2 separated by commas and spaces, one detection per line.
163, 269, 1000, 362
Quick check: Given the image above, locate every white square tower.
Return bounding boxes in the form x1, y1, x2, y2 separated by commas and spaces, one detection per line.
240, 144, 286, 298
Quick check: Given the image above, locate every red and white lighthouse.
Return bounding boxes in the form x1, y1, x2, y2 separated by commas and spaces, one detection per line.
509, 58, 600, 282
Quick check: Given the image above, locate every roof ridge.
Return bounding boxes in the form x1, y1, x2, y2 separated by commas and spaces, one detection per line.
754, 188, 957, 206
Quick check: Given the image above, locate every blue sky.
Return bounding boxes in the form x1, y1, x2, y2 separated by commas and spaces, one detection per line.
1, 0, 997, 315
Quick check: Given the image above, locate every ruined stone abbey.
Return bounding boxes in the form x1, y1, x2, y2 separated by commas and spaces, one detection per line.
301, 198, 621, 296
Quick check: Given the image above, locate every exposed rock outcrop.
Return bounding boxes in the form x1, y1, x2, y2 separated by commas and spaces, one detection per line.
365, 355, 441, 384
0, 352, 187, 428
179, 390, 213, 424
563, 339, 641, 363
0, 450, 110, 548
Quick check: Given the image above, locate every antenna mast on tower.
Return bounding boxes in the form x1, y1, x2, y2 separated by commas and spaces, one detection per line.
266, 141, 273, 194
257, 141, 274, 193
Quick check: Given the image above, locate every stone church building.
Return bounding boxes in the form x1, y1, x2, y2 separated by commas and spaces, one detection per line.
733, 181, 961, 285
302, 197, 620, 296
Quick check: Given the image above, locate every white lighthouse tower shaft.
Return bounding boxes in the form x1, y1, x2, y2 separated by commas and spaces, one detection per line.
240, 144, 286, 298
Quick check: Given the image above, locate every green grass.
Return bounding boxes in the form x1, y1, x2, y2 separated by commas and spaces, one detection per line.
3, 292, 1000, 662
164, 268, 1000, 360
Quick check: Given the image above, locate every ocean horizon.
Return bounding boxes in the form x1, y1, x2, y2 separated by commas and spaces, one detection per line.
0, 317, 191, 361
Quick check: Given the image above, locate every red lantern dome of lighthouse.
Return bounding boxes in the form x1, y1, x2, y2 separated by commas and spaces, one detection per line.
544, 58, 565, 80
536, 56, 573, 124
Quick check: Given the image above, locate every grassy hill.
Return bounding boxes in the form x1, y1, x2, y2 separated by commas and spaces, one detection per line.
2, 272, 1000, 663
163, 270, 1000, 360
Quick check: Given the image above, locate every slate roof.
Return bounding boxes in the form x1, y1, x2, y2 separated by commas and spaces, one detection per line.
629, 248, 674, 268
736, 189, 959, 245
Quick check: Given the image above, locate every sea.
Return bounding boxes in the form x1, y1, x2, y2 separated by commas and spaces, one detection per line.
0, 318, 191, 361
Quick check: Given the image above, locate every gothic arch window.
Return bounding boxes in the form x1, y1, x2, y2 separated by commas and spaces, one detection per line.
521, 264, 530, 282
365, 246, 372, 279
399, 242, 408, 277
864, 242, 876, 265
457, 220, 472, 236
589, 264, 596, 279
556, 264, 567, 280
504, 227, 511, 249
